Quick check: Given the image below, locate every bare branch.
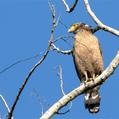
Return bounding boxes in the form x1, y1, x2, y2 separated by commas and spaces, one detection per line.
51, 43, 72, 55
91, 26, 101, 33
59, 20, 68, 29
0, 95, 13, 119
83, 0, 119, 36
8, 3, 58, 119
40, 51, 119, 119
61, 0, 70, 12
31, 90, 46, 116
0, 95, 10, 113
0, 54, 39, 75
53, 35, 73, 47
53, 35, 73, 43
57, 65, 65, 96
56, 65, 72, 115
61, 0, 79, 13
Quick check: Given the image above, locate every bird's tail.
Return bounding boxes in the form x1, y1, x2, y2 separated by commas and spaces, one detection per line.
84, 86, 101, 113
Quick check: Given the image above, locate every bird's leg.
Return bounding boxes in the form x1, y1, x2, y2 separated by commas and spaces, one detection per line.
92, 74, 96, 82
84, 71, 89, 86
84, 71, 88, 82
89, 74, 95, 83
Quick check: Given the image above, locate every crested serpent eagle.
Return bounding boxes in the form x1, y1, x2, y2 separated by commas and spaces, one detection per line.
68, 23, 104, 113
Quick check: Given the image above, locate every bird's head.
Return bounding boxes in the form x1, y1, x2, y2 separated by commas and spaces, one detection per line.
68, 22, 91, 34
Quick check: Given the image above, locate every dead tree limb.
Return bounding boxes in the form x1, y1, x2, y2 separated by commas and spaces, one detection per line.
61, 0, 119, 36
56, 65, 72, 115
83, 0, 119, 36
61, 0, 79, 13
0, 54, 39, 75
40, 51, 119, 119
57, 65, 65, 96
51, 43, 72, 55
7, 3, 58, 119
0, 95, 13, 119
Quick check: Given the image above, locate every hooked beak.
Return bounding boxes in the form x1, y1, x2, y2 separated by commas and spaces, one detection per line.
67, 26, 75, 33
67, 28, 72, 33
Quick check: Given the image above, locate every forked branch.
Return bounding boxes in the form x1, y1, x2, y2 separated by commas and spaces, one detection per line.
8, 3, 58, 119
61, 0, 79, 13
62, 0, 119, 36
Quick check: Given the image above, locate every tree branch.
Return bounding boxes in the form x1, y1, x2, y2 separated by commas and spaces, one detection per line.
91, 26, 101, 33
51, 43, 72, 55
0, 54, 39, 75
83, 0, 119, 36
8, 3, 58, 119
61, 0, 79, 13
56, 65, 72, 115
0, 95, 13, 119
40, 51, 119, 119
0, 95, 10, 113
57, 65, 65, 96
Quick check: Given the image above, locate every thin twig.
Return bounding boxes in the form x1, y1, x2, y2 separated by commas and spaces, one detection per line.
51, 43, 72, 55
40, 51, 119, 119
61, 0, 79, 13
56, 65, 72, 115
53, 35, 73, 47
0, 95, 10, 112
69, 0, 79, 13
8, 2, 58, 119
91, 26, 101, 33
59, 20, 68, 29
8, 41, 50, 119
83, 0, 119, 36
0, 95, 13, 119
31, 89, 45, 116
57, 65, 65, 96
0, 54, 39, 74
61, 0, 70, 12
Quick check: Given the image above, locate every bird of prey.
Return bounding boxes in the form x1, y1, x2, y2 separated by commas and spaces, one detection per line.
68, 23, 104, 113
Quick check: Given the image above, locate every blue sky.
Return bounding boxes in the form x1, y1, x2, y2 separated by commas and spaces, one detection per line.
0, 0, 119, 119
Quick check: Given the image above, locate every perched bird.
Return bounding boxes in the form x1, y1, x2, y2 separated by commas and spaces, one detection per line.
68, 23, 104, 113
